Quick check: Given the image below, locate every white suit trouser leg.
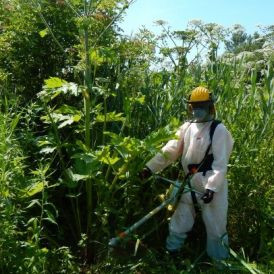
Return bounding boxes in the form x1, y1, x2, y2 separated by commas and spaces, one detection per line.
166, 187, 229, 260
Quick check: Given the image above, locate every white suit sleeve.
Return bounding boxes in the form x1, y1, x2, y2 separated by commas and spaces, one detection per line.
205, 124, 234, 192
146, 122, 190, 173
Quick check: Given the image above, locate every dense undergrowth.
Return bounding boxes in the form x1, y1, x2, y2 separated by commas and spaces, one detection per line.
0, 0, 273, 273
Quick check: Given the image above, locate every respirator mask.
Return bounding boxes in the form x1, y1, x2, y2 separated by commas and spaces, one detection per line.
189, 103, 213, 123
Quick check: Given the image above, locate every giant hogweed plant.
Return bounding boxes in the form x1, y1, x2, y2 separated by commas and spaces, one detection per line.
36, 75, 180, 257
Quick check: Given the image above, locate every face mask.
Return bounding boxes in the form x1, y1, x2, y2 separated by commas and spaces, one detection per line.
192, 108, 208, 122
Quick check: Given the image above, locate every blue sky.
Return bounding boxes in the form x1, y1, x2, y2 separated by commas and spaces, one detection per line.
120, 0, 274, 35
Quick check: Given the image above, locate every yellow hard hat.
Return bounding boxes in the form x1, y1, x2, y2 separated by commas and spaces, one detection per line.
187, 86, 212, 103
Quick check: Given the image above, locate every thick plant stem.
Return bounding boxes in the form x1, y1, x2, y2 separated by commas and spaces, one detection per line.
102, 95, 107, 145
84, 89, 92, 236
83, 0, 93, 238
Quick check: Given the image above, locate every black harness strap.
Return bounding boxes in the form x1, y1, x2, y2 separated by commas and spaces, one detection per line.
187, 120, 221, 209
187, 179, 199, 210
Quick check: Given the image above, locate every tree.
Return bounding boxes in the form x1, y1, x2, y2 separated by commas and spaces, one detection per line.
0, 0, 78, 100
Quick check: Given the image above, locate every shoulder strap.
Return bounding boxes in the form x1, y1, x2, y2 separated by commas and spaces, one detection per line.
209, 120, 221, 142
203, 120, 222, 157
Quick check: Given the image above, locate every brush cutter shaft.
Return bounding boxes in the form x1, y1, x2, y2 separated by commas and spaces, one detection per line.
108, 179, 184, 247
108, 176, 205, 247
109, 195, 176, 247
125, 196, 174, 234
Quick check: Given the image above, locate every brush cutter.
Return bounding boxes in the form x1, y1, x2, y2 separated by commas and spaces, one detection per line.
108, 175, 203, 247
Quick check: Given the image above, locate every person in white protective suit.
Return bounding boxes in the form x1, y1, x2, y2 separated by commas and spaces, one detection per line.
140, 86, 234, 261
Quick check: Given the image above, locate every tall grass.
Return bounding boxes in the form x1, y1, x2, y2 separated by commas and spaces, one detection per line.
0, 100, 80, 273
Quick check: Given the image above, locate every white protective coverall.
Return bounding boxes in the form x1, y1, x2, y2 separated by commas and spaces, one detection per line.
146, 120, 234, 260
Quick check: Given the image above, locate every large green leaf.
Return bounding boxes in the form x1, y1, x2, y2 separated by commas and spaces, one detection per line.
45, 77, 67, 89
21, 182, 46, 198
72, 152, 101, 176
41, 111, 81, 129
58, 114, 81, 128
144, 126, 176, 149
38, 78, 82, 102
95, 112, 125, 123
95, 146, 120, 165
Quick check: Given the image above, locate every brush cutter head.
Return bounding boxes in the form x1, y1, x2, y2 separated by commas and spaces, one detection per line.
108, 237, 120, 247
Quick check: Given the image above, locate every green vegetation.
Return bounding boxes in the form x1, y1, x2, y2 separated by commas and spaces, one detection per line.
0, 1, 273, 273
